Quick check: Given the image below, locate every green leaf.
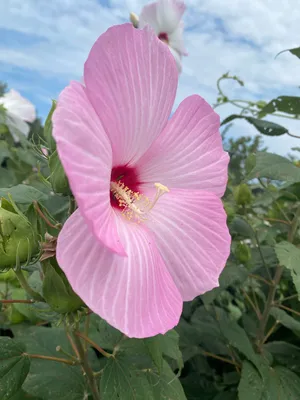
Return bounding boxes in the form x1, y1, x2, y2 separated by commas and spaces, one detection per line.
258, 96, 300, 118
42, 261, 83, 313
14, 326, 86, 400
238, 361, 263, 400
88, 314, 123, 351
277, 46, 300, 60
44, 101, 56, 154
213, 393, 237, 400
143, 336, 163, 373
0, 337, 31, 400
263, 341, 300, 372
0, 185, 48, 206
275, 241, 300, 299
230, 217, 254, 238
159, 329, 183, 370
246, 152, 300, 183
221, 115, 287, 136
262, 366, 300, 399
100, 357, 187, 400
11, 288, 39, 323
269, 307, 300, 333
218, 317, 265, 373
147, 361, 187, 399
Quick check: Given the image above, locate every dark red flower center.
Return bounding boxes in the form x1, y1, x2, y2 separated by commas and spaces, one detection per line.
158, 32, 169, 43
110, 165, 140, 209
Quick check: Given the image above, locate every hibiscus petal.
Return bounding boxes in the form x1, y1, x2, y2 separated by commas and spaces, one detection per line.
84, 23, 178, 166
146, 189, 231, 301
157, 0, 186, 33
6, 112, 30, 138
137, 95, 229, 197
0, 89, 36, 122
52, 81, 124, 255
139, 3, 160, 33
57, 210, 182, 338
169, 23, 188, 55
169, 47, 182, 73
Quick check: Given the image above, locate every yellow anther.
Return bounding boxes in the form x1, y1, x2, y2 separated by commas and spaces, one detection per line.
110, 181, 169, 222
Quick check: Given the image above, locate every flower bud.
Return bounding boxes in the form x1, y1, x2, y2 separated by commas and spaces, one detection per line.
235, 242, 251, 264
130, 12, 139, 28
42, 259, 83, 314
0, 199, 38, 270
234, 184, 252, 206
49, 150, 71, 195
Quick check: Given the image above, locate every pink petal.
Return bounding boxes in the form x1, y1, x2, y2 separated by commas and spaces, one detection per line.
0, 89, 36, 122
52, 81, 125, 255
157, 0, 186, 33
57, 210, 182, 338
84, 23, 178, 166
169, 47, 182, 73
146, 189, 231, 301
137, 95, 229, 197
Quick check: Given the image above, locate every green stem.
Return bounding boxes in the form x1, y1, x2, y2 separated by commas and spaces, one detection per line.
14, 269, 44, 302
257, 205, 300, 348
24, 353, 77, 365
69, 316, 101, 400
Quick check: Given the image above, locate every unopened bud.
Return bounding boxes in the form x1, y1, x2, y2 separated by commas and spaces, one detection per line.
0, 199, 38, 270
235, 242, 251, 264
234, 184, 252, 206
130, 12, 139, 28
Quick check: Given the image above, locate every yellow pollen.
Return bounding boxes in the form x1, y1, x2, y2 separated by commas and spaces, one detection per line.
110, 181, 169, 222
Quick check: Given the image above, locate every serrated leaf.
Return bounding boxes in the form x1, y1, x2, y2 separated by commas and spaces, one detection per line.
258, 96, 300, 118
238, 361, 263, 400
221, 115, 287, 136
269, 307, 300, 333
0, 337, 31, 400
275, 241, 300, 299
246, 152, 300, 183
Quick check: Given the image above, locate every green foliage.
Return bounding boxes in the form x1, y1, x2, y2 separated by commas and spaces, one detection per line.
1, 47, 300, 400
0, 337, 30, 400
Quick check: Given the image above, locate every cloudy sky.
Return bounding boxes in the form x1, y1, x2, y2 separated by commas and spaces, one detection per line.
1, 0, 300, 154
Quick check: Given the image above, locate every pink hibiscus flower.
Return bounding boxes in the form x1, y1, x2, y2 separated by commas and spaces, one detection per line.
138, 0, 188, 72
53, 23, 230, 338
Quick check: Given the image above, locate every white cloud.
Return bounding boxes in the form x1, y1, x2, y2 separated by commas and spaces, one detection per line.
1, 0, 300, 155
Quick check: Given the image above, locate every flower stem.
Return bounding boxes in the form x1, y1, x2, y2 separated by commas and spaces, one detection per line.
24, 353, 77, 365
201, 350, 240, 368
75, 331, 112, 358
68, 316, 101, 400
14, 269, 44, 302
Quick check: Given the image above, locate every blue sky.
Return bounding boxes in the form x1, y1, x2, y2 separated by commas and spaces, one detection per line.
1, 0, 300, 154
